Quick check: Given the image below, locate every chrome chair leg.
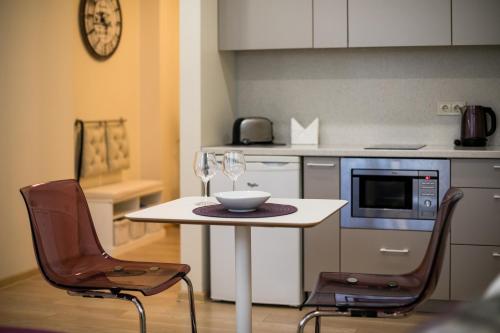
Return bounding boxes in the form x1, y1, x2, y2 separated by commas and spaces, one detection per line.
68, 290, 147, 333
298, 310, 320, 333
297, 309, 350, 333
315, 309, 321, 333
183, 276, 198, 333
126, 294, 147, 333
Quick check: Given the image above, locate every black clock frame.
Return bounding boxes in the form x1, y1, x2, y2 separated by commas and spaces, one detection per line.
78, 0, 123, 61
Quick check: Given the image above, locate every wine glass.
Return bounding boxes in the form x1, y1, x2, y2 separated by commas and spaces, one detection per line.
193, 152, 218, 205
223, 151, 246, 191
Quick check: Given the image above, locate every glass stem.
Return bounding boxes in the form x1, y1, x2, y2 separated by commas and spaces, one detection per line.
204, 181, 208, 201
232, 180, 236, 191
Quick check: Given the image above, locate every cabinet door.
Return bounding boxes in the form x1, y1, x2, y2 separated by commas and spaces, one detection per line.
453, 0, 500, 45
341, 229, 451, 300
348, 0, 451, 47
451, 159, 500, 188
313, 0, 347, 48
303, 157, 340, 292
451, 188, 500, 246
451, 245, 500, 301
218, 0, 313, 50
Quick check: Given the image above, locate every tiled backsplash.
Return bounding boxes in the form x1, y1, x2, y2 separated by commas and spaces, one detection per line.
235, 46, 500, 146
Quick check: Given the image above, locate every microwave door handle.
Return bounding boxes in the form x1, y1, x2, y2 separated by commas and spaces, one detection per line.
352, 169, 419, 177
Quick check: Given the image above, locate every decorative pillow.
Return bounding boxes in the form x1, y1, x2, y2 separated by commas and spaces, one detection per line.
81, 124, 108, 177
106, 122, 130, 171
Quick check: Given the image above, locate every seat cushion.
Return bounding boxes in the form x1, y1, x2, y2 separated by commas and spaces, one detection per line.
305, 272, 424, 311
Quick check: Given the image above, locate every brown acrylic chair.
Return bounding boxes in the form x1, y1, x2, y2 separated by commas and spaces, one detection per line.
20, 179, 197, 333
298, 187, 464, 333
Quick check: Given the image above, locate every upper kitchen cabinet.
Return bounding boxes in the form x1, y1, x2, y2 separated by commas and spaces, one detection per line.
348, 0, 451, 47
313, 0, 348, 48
218, 0, 313, 50
452, 0, 500, 45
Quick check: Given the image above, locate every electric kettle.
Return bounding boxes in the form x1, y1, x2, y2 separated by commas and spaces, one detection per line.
455, 105, 496, 147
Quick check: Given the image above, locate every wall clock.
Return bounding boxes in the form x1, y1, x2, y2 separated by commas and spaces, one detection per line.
79, 0, 122, 60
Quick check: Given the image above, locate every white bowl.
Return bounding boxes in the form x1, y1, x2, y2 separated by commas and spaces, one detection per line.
214, 191, 271, 212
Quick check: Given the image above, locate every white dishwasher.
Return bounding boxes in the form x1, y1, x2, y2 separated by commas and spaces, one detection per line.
209, 155, 302, 306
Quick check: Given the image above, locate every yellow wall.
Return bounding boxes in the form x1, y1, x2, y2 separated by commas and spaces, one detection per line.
0, 0, 75, 280
160, 0, 180, 201
0, 0, 180, 281
139, 0, 180, 201
74, 0, 141, 187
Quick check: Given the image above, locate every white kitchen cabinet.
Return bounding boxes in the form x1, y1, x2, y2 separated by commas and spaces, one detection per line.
313, 0, 347, 48
84, 180, 164, 255
348, 0, 451, 47
218, 0, 313, 50
453, 0, 500, 45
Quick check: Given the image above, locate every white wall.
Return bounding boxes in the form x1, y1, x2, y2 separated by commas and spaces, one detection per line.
201, 0, 235, 146
235, 47, 500, 146
180, 0, 205, 293
179, 0, 234, 293
0, 0, 74, 280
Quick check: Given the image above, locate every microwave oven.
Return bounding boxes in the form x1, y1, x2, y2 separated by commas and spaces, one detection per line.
341, 158, 450, 231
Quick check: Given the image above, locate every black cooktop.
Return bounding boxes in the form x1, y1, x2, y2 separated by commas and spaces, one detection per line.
364, 144, 426, 150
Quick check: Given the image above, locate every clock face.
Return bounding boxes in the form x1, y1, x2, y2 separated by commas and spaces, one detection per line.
79, 0, 122, 59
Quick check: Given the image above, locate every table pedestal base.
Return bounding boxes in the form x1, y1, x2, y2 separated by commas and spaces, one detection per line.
235, 226, 252, 333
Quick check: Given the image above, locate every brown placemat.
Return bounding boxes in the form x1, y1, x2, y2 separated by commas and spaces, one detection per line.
193, 203, 297, 218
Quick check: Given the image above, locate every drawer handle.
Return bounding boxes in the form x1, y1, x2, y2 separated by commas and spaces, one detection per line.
494, 165, 500, 169
493, 252, 500, 257
494, 195, 500, 199
306, 163, 336, 168
380, 248, 409, 254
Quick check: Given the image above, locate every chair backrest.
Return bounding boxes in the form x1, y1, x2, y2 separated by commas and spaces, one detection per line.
20, 179, 106, 288
410, 187, 463, 304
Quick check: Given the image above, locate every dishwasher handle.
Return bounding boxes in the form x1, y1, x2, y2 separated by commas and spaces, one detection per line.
246, 162, 300, 171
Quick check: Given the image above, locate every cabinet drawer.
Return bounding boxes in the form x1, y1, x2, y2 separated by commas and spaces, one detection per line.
341, 229, 450, 299
451, 188, 500, 246
451, 245, 500, 301
341, 229, 429, 274
452, 159, 500, 188
303, 157, 339, 199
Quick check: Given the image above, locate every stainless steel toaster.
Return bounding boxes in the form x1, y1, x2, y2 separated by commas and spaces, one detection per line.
232, 117, 274, 145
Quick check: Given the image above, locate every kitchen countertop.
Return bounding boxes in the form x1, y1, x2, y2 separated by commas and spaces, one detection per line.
203, 144, 500, 159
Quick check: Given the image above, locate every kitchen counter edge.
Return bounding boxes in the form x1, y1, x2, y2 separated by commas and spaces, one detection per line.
203, 145, 500, 159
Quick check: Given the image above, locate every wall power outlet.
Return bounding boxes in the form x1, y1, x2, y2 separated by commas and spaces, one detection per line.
437, 102, 466, 116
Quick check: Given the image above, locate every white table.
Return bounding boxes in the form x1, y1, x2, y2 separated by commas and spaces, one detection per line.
126, 197, 347, 333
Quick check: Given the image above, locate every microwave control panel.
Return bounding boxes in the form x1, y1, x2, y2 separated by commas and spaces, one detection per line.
418, 171, 438, 219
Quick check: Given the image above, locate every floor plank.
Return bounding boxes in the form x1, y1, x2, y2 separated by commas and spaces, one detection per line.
0, 225, 432, 332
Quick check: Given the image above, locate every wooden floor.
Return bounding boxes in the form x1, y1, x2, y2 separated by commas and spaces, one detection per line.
0, 225, 432, 333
